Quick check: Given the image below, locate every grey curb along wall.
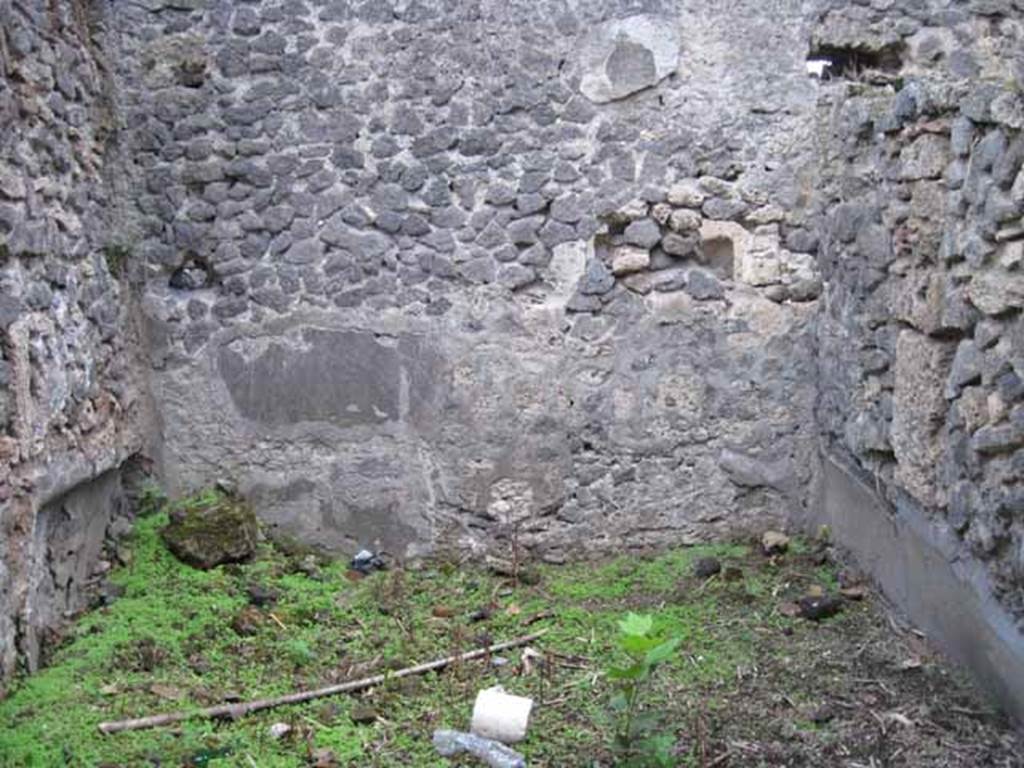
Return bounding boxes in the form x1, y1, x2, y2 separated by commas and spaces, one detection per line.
1, 0, 1023, 721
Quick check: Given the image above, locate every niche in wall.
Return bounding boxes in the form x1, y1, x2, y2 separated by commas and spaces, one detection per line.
703, 236, 736, 279
807, 43, 905, 80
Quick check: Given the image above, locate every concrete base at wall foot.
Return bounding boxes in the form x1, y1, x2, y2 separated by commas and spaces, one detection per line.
807, 453, 1024, 725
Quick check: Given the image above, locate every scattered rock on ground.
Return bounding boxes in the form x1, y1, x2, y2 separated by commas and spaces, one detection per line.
723, 566, 744, 582
780, 602, 801, 618
761, 530, 791, 556
317, 703, 341, 723
838, 566, 866, 588
246, 584, 279, 607
310, 748, 338, 767
231, 606, 264, 636
798, 594, 844, 621
351, 549, 387, 575
470, 606, 494, 622
693, 557, 722, 579
295, 556, 324, 581
161, 491, 259, 570
809, 703, 836, 724
149, 683, 184, 701
350, 704, 378, 725
93, 581, 126, 608
269, 722, 292, 739
485, 556, 517, 577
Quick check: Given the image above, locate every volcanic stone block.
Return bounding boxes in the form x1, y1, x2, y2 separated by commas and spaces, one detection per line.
891, 331, 955, 506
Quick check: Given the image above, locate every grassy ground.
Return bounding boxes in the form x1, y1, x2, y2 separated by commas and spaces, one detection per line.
0, 507, 1020, 767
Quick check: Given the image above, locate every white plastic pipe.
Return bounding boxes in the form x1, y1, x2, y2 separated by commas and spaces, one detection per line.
470, 686, 534, 744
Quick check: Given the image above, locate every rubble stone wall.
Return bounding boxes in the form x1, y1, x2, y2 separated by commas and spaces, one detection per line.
2, 0, 1024, 719
808, 0, 1024, 623
0, 0, 145, 684
118, 0, 823, 563
806, 0, 1024, 720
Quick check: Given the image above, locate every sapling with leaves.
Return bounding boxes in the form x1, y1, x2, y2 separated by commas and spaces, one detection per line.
605, 612, 682, 767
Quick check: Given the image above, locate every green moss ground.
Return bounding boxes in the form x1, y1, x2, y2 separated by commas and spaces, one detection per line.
0, 510, 1015, 767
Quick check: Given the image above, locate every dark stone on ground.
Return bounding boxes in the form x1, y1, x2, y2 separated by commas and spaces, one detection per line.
231, 606, 264, 636
518, 568, 542, 586
723, 566, 744, 582
798, 594, 844, 621
469, 606, 494, 622
92, 581, 126, 608
810, 703, 836, 724
351, 704, 378, 725
693, 557, 722, 579
247, 584, 280, 607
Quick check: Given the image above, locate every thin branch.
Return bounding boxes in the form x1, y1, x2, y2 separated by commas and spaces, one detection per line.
99, 630, 548, 735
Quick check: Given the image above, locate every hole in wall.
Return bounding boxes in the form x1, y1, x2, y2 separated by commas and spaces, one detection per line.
169, 253, 212, 291
703, 236, 735, 279
806, 43, 905, 80
177, 59, 207, 88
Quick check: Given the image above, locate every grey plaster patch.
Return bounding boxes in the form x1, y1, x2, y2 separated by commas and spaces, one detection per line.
249, 472, 422, 557
579, 15, 680, 103
217, 328, 437, 428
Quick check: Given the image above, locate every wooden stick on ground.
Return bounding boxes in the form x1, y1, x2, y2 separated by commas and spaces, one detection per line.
98, 629, 548, 735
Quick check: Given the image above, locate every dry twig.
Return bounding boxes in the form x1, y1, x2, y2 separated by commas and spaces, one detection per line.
99, 630, 548, 735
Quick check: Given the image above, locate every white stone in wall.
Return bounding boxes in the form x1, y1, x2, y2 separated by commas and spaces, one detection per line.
967, 270, 1024, 315
1012, 168, 1024, 207
668, 208, 701, 232
737, 252, 783, 286
991, 90, 1024, 130
999, 240, 1023, 270
780, 251, 818, 283
611, 245, 651, 275
667, 181, 705, 208
615, 199, 650, 221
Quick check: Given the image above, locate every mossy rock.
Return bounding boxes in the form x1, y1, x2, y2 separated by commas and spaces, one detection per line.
160, 489, 258, 570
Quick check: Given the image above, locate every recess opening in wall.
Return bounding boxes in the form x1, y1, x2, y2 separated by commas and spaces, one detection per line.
703, 237, 735, 279
806, 43, 905, 80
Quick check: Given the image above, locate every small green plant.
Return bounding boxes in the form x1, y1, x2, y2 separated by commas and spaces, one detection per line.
606, 613, 682, 767
285, 639, 315, 668
137, 480, 168, 517
102, 243, 132, 279
179, 486, 225, 511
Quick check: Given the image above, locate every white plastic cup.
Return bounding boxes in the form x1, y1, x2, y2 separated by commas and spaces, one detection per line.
470, 686, 534, 744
